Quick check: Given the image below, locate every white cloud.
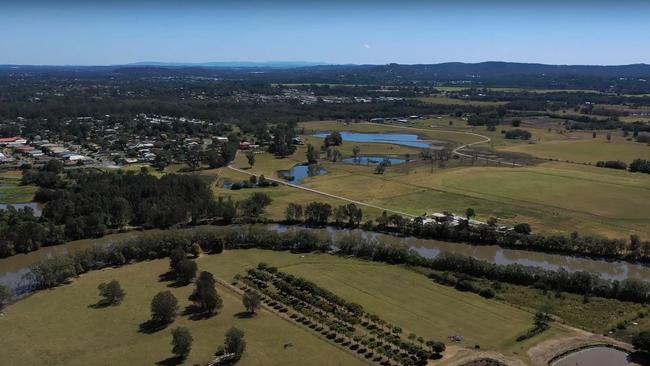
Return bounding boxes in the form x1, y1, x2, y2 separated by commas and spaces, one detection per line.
363, 43, 371, 49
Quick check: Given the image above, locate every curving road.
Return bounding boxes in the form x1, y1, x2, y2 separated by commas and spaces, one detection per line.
365, 122, 522, 166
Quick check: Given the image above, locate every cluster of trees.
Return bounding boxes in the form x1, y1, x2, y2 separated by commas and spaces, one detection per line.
0, 205, 64, 257
595, 158, 650, 174
97, 280, 126, 306
596, 160, 628, 170
504, 129, 532, 140
284, 201, 364, 228
322, 131, 343, 147
228, 174, 277, 190
38, 170, 217, 236
630, 159, 650, 174
0, 168, 228, 258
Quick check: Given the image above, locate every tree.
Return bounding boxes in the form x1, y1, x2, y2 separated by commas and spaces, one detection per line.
465, 208, 476, 220
151, 290, 179, 324
323, 131, 343, 147
306, 144, 319, 164
285, 202, 303, 223
245, 150, 256, 167
171, 327, 193, 359
175, 258, 198, 284
0, 284, 12, 311
190, 271, 223, 315
305, 202, 332, 226
240, 192, 272, 218
224, 327, 246, 358
352, 145, 361, 159
190, 243, 202, 258
243, 291, 261, 314
169, 246, 186, 270
97, 280, 125, 306
633, 331, 650, 352
514, 223, 532, 235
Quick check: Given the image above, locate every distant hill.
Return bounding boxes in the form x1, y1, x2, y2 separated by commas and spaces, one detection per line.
3, 61, 650, 92
125, 61, 328, 68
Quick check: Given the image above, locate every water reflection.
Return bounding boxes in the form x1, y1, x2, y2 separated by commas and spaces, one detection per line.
278, 164, 327, 185
1, 225, 649, 295
552, 347, 630, 366
313, 132, 439, 149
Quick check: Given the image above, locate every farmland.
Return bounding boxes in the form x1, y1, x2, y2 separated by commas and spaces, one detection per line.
215, 120, 650, 237
0, 249, 577, 366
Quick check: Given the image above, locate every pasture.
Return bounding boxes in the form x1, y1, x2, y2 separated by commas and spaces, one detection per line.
204, 120, 650, 237
1, 249, 564, 364
0, 256, 367, 366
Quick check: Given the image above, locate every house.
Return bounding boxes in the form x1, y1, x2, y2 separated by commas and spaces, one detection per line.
0, 137, 27, 146
214, 136, 229, 143
238, 141, 251, 150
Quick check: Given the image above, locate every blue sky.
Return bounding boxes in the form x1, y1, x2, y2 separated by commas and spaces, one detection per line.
1, 0, 649, 65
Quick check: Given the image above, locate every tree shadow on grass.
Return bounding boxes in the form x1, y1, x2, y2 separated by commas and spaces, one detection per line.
182, 304, 215, 321
158, 271, 189, 288
158, 271, 176, 283
155, 355, 184, 366
138, 319, 168, 334
87, 300, 112, 309
234, 311, 255, 319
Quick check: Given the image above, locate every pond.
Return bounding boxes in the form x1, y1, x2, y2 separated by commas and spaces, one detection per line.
343, 156, 409, 165
278, 164, 327, 185
313, 132, 440, 149
551, 347, 631, 366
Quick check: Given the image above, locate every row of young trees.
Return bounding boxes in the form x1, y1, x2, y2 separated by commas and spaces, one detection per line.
243, 264, 443, 365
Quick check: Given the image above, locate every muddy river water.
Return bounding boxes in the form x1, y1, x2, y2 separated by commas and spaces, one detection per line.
2, 225, 649, 294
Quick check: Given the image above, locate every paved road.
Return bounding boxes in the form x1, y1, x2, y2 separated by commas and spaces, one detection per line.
227, 122, 522, 216
227, 165, 416, 217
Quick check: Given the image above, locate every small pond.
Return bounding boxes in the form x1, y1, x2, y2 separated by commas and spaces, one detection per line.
278, 164, 327, 185
343, 156, 409, 165
552, 347, 631, 366
313, 132, 439, 149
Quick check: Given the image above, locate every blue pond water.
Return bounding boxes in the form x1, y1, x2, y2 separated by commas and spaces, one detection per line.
278, 164, 327, 185
343, 156, 408, 165
313, 132, 432, 148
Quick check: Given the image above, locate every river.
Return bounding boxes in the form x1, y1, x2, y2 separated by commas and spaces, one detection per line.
1, 225, 649, 295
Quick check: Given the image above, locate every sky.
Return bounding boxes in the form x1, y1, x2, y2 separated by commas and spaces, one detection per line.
1, 0, 650, 66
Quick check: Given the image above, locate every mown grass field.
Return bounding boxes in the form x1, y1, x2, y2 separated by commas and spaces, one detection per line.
1, 249, 568, 366
501, 133, 650, 164
0, 255, 367, 366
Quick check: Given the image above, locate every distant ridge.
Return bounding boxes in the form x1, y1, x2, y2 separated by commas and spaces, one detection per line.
125, 61, 329, 68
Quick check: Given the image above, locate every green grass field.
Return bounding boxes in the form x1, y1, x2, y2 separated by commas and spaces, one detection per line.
205, 120, 650, 237
501, 132, 650, 164
0, 170, 36, 204
0, 255, 367, 366
1, 249, 568, 365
